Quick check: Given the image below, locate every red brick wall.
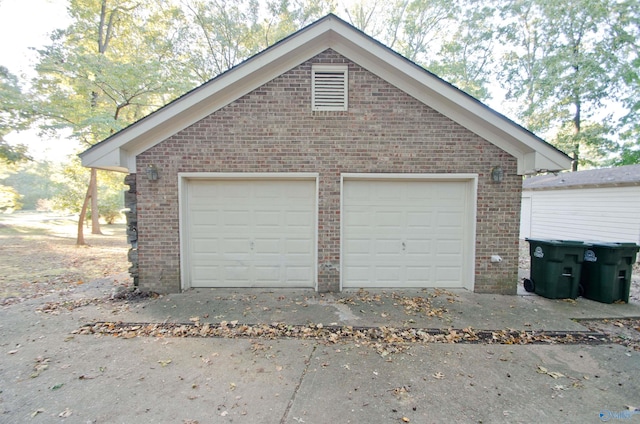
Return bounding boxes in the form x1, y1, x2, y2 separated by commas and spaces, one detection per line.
136, 49, 521, 294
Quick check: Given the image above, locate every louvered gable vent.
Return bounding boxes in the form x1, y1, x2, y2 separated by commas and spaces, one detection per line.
312, 65, 348, 111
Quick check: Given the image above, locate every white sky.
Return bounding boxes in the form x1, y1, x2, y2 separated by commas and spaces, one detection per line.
0, 0, 76, 162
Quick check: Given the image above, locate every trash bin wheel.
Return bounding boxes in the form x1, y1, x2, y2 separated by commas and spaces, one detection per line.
523, 278, 535, 293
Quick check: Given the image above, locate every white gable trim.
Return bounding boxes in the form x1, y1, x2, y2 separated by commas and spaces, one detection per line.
80, 15, 571, 175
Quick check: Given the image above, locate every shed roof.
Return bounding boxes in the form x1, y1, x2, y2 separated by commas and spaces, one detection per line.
523, 164, 640, 190
80, 14, 571, 175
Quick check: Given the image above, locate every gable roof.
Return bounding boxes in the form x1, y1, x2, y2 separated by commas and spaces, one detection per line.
523, 164, 640, 190
80, 14, 571, 175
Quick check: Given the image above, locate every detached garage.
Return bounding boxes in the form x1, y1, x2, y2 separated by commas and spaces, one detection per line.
80, 15, 571, 294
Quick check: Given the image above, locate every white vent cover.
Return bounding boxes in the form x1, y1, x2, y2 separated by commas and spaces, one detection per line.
312, 65, 348, 111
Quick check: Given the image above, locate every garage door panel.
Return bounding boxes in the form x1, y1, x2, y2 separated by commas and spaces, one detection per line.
436, 267, 462, 285
221, 210, 251, 227
193, 266, 222, 283
343, 178, 471, 289
253, 265, 280, 281
222, 264, 251, 281
192, 238, 221, 253
285, 266, 313, 283
374, 211, 403, 229
191, 210, 219, 224
254, 211, 281, 227
375, 238, 402, 254
345, 238, 371, 255
437, 211, 464, 228
406, 212, 433, 228
285, 211, 314, 228
344, 209, 371, 227
406, 267, 432, 281
186, 179, 316, 288
437, 240, 462, 255
286, 239, 313, 254
404, 239, 431, 254
375, 266, 402, 281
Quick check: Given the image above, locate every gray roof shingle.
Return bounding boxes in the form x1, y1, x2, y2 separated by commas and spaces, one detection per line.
523, 164, 640, 190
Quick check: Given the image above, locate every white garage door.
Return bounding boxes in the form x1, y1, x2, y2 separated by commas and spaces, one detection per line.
342, 178, 474, 289
184, 178, 316, 288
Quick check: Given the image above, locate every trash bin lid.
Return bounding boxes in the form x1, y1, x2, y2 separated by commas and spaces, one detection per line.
525, 238, 588, 246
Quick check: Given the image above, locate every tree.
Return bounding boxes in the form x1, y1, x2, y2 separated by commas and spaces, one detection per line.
0, 66, 31, 212
611, 0, 640, 165
179, 0, 262, 83
342, 0, 387, 38
262, 0, 337, 46
427, 4, 497, 101
0, 66, 31, 163
49, 158, 125, 224
2, 161, 58, 210
32, 0, 188, 244
385, 0, 460, 64
498, 0, 629, 170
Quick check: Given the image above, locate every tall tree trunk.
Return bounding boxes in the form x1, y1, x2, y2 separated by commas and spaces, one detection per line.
572, 95, 581, 172
77, 178, 92, 245
90, 168, 102, 234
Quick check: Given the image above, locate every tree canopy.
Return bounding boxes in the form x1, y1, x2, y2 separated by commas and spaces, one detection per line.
0, 0, 638, 209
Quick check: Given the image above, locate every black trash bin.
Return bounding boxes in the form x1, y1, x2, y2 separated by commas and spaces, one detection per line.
580, 242, 640, 304
524, 238, 590, 299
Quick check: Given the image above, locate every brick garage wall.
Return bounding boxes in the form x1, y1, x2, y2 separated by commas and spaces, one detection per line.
136, 49, 520, 294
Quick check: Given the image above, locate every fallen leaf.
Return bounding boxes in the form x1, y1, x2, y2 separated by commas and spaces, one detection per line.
158, 359, 172, 367
51, 383, 64, 390
537, 365, 564, 379
402, 417, 410, 422
433, 372, 445, 380
7, 349, 18, 355
31, 409, 45, 418
31, 357, 50, 378
59, 408, 73, 418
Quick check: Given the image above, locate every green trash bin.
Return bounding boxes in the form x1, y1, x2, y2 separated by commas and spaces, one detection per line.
524, 238, 590, 299
580, 242, 640, 304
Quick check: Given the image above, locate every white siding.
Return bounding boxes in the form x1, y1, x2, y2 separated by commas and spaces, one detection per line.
519, 195, 532, 239
522, 186, 640, 243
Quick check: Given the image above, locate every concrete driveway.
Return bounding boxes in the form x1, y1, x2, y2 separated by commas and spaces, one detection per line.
1, 277, 639, 423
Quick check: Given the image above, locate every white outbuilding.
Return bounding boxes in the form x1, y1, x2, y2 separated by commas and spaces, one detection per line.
520, 165, 640, 244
